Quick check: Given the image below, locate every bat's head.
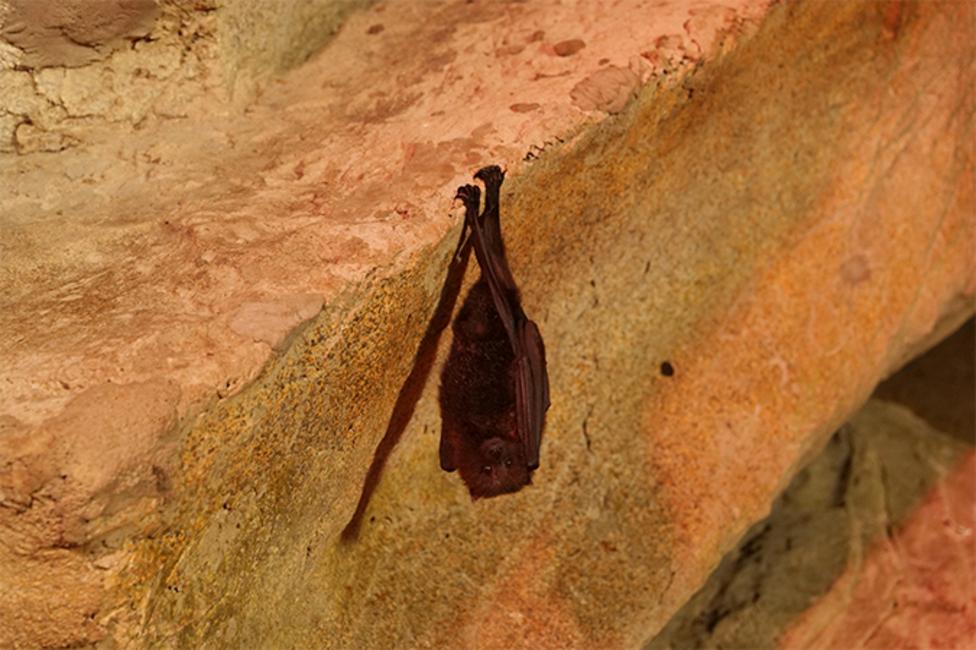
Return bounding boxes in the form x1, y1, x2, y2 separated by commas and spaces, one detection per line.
457, 436, 531, 499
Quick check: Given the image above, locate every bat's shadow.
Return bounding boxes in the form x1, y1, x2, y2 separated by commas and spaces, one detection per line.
339, 227, 472, 542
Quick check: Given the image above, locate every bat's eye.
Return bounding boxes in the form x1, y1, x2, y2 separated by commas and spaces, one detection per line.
503, 458, 513, 467
481, 465, 492, 474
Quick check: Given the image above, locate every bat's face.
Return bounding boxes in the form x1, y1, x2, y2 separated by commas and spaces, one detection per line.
457, 436, 531, 499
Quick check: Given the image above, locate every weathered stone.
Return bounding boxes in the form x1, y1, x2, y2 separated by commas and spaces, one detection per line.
646, 388, 973, 649
783, 448, 975, 649
0, 0, 972, 647
0, 110, 21, 152
1, 0, 160, 68
0, 0, 376, 149
216, 0, 375, 99
0, 1, 221, 150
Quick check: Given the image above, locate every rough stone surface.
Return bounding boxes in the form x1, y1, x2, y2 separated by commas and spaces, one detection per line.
780, 323, 976, 650
646, 320, 975, 649
0, 0, 973, 647
0, 0, 371, 154
646, 320, 976, 650
217, 0, 375, 99
1, 0, 160, 68
782, 448, 975, 649
0, 0, 221, 153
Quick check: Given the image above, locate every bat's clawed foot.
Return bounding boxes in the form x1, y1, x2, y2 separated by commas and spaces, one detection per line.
474, 165, 505, 190
454, 184, 481, 211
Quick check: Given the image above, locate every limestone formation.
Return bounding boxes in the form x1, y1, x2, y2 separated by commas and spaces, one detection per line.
0, 0, 972, 647
648, 320, 974, 649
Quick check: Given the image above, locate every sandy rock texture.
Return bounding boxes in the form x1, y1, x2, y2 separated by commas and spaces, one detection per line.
0, 0, 973, 647
784, 448, 975, 649
0, 0, 371, 154
218, 0, 375, 99
781, 322, 976, 650
1, 0, 161, 69
0, 0, 219, 154
647, 322, 975, 649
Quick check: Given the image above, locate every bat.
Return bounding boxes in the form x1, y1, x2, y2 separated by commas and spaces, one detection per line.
439, 165, 551, 498
341, 165, 548, 541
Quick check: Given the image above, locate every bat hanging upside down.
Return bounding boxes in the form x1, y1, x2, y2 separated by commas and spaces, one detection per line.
439, 165, 551, 499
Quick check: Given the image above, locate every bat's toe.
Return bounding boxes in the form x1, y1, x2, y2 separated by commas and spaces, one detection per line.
474, 165, 505, 186
454, 184, 480, 206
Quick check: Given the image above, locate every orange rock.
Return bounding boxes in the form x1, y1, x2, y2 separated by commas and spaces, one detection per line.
0, 0, 971, 647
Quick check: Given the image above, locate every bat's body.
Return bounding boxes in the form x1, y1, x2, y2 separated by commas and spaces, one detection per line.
439, 166, 550, 499
341, 165, 547, 538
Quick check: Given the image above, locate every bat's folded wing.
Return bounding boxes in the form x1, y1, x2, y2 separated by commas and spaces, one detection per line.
515, 319, 549, 471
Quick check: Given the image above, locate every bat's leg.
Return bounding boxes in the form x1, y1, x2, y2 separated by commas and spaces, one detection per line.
452, 229, 471, 262
466, 172, 521, 348
473, 166, 519, 296
341, 186, 479, 540
438, 184, 483, 475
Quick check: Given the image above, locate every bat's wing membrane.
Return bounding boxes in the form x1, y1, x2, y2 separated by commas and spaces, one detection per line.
515, 319, 548, 469
465, 167, 550, 470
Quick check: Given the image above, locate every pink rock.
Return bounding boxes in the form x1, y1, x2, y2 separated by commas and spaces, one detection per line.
780, 452, 976, 650
0, 0, 971, 647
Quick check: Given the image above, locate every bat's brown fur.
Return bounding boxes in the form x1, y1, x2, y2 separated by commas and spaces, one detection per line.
439, 167, 550, 499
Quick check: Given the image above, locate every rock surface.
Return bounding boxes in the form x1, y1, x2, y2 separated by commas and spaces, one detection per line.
0, 0, 372, 154
1, 0, 160, 68
647, 322, 975, 649
783, 448, 975, 649
782, 322, 976, 650
0, 0, 973, 647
